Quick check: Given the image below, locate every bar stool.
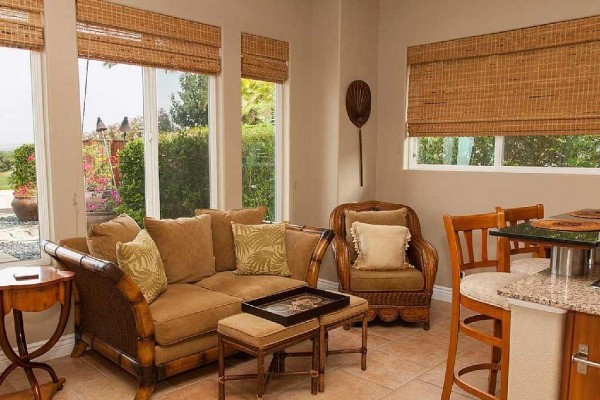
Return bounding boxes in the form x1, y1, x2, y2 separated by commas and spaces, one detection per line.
442, 212, 521, 400
496, 204, 550, 275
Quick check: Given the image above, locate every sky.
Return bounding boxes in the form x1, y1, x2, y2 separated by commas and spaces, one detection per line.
0, 47, 183, 150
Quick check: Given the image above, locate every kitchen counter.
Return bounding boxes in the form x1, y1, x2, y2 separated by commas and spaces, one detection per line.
498, 266, 600, 316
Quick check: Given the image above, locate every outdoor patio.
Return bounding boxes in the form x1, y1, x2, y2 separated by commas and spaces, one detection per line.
0, 189, 40, 262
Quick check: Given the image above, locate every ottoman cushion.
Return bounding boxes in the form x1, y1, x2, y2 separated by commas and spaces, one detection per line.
318, 294, 368, 326
218, 313, 318, 348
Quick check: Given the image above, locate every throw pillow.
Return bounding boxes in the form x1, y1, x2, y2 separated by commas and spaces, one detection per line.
87, 213, 141, 264
344, 208, 408, 262
231, 222, 291, 276
194, 207, 266, 271
144, 214, 215, 283
116, 230, 167, 304
351, 221, 413, 270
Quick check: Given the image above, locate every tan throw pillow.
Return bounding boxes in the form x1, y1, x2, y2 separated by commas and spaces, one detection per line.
194, 207, 266, 271
231, 222, 291, 276
345, 208, 408, 262
87, 214, 141, 264
116, 230, 167, 304
144, 215, 215, 283
351, 221, 412, 271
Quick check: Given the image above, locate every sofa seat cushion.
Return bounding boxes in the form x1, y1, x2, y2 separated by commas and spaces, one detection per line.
218, 313, 319, 348
149, 284, 241, 346
350, 268, 424, 292
319, 294, 368, 326
196, 271, 306, 300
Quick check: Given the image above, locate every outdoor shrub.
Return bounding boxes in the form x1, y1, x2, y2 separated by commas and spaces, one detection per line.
0, 151, 13, 173
83, 143, 121, 212
115, 138, 146, 224
9, 144, 36, 196
242, 123, 275, 219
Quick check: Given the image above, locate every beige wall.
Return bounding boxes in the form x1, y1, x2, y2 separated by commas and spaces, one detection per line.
376, 0, 600, 288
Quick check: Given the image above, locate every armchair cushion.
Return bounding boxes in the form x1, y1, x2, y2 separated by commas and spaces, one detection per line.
194, 207, 266, 272
351, 222, 412, 270
149, 284, 241, 346
196, 271, 306, 300
350, 268, 424, 292
345, 208, 408, 262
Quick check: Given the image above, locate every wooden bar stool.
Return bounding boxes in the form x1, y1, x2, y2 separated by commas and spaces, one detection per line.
442, 212, 521, 400
496, 204, 550, 275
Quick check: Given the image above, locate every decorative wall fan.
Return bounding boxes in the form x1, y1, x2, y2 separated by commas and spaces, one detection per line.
346, 80, 371, 187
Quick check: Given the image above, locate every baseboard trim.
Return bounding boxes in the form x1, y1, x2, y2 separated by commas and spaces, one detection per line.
432, 285, 452, 303
0, 333, 75, 370
317, 278, 339, 292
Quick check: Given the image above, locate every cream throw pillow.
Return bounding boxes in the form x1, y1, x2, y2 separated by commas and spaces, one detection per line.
232, 223, 291, 276
116, 230, 167, 304
351, 222, 412, 270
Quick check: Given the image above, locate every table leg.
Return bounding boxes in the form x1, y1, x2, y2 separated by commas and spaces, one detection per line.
257, 350, 265, 400
14, 310, 43, 400
361, 313, 368, 371
218, 335, 225, 400
311, 332, 318, 395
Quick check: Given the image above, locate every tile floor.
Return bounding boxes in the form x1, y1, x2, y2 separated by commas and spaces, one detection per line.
0, 300, 497, 400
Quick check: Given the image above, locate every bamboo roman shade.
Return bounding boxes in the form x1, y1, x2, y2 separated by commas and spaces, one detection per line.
76, 0, 221, 75
407, 15, 600, 137
0, 0, 43, 51
241, 33, 289, 83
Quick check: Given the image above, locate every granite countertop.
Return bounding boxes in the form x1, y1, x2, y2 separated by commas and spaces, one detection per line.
498, 266, 600, 316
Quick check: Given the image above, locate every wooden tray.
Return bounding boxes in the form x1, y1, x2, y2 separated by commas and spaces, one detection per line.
570, 209, 600, 220
242, 287, 350, 326
531, 219, 600, 232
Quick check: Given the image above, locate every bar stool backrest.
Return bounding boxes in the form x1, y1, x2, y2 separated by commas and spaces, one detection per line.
495, 204, 546, 258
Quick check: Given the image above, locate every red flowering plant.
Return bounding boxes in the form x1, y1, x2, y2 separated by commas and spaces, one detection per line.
83, 142, 121, 213
9, 144, 37, 199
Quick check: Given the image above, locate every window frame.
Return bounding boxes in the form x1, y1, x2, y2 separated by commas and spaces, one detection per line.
1, 51, 51, 267
274, 83, 284, 222
407, 136, 600, 175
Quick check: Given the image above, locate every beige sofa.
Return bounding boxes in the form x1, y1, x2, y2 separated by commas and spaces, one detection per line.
42, 222, 333, 400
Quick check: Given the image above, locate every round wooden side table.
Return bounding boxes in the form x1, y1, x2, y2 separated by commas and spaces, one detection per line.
0, 266, 74, 400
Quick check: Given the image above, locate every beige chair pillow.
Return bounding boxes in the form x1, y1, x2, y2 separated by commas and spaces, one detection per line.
87, 213, 141, 264
345, 208, 408, 262
144, 215, 215, 284
194, 207, 266, 271
232, 222, 291, 277
351, 221, 412, 271
116, 230, 167, 304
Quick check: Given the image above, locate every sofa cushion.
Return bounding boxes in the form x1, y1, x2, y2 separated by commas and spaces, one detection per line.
285, 229, 320, 281
319, 294, 368, 326
144, 215, 215, 284
196, 271, 306, 300
116, 230, 167, 304
87, 214, 141, 264
149, 284, 241, 346
350, 268, 424, 292
218, 313, 319, 348
344, 208, 408, 263
155, 332, 218, 365
232, 222, 291, 277
194, 207, 266, 272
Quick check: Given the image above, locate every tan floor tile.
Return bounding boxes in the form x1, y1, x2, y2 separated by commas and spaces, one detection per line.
284, 369, 391, 400
381, 379, 471, 400
339, 348, 430, 390
67, 374, 137, 400
0, 381, 16, 395
154, 378, 247, 400
377, 330, 450, 368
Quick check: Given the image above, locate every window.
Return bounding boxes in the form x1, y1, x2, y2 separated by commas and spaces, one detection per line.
241, 78, 282, 221
79, 60, 214, 226
0, 47, 49, 265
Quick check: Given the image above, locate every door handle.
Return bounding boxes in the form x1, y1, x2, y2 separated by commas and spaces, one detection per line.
573, 344, 600, 375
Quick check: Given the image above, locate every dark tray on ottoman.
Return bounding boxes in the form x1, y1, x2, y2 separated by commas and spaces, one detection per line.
242, 287, 350, 326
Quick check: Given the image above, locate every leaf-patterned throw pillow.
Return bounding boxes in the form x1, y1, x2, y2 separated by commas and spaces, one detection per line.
231, 223, 291, 276
116, 230, 168, 304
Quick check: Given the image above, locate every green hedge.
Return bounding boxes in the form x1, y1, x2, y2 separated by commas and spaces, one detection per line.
117, 124, 274, 225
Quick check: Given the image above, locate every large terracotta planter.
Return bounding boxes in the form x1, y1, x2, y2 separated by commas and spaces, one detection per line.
11, 197, 38, 222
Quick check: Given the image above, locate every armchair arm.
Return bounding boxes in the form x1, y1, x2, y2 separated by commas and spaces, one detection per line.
407, 236, 438, 293
42, 240, 155, 367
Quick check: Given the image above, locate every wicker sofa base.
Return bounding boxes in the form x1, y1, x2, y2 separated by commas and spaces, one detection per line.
347, 290, 432, 329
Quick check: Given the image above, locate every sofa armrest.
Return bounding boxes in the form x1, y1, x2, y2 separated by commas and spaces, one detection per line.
406, 236, 438, 293
42, 240, 155, 368
331, 235, 351, 291
303, 226, 334, 288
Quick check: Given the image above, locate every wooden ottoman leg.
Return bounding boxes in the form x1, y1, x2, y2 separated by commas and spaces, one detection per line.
361, 313, 368, 371
311, 332, 318, 395
218, 335, 225, 400
257, 350, 265, 400
318, 326, 326, 392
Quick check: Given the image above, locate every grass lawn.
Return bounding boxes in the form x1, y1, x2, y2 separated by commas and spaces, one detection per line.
0, 171, 10, 190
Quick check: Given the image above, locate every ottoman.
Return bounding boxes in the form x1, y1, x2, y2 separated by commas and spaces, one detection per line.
217, 313, 320, 400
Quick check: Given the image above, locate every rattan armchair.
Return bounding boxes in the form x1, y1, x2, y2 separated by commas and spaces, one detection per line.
330, 201, 438, 329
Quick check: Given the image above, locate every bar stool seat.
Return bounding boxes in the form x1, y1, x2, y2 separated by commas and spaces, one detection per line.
509, 257, 550, 275
460, 272, 524, 310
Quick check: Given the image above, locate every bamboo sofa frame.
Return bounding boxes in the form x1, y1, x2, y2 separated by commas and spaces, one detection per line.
42, 223, 334, 400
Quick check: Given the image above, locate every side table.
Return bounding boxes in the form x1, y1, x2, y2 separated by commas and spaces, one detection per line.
0, 266, 74, 400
